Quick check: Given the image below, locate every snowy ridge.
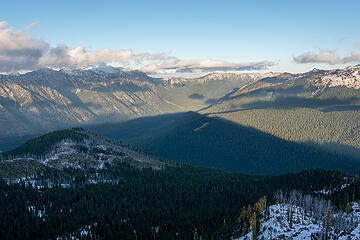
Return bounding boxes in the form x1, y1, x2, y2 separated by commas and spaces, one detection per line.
236, 203, 360, 240
161, 72, 281, 86
195, 72, 280, 84
0, 65, 154, 87
314, 65, 360, 90
235, 191, 360, 240
237, 204, 322, 239
0, 129, 164, 181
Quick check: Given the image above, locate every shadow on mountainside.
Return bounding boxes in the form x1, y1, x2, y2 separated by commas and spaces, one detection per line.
306, 141, 360, 160
86, 111, 360, 175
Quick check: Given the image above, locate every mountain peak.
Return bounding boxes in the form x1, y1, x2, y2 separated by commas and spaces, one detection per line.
314, 65, 360, 89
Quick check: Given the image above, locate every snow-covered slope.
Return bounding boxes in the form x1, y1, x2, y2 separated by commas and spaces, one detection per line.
236, 201, 360, 240
194, 72, 280, 84
314, 65, 360, 90
0, 128, 164, 181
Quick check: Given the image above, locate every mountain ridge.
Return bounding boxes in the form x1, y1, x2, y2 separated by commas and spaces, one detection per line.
0, 67, 265, 151
0, 128, 163, 180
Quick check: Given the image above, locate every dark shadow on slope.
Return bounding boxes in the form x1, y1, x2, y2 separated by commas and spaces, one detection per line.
0, 134, 39, 152
305, 141, 360, 160
204, 98, 217, 105
241, 96, 357, 110
86, 111, 360, 175
86, 112, 196, 143
197, 87, 240, 112
188, 93, 205, 99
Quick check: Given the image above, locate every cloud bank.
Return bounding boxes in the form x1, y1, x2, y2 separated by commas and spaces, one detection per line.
141, 59, 275, 74
293, 50, 339, 65
0, 21, 275, 74
0, 21, 150, 72
294, 49, 360, 65
342, 52, 360, 63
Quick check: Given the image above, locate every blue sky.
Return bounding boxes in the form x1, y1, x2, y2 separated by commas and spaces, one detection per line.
1, 0, 360, 75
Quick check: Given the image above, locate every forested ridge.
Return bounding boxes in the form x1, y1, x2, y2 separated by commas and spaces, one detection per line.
1, 128, 86, 159
1, 124, 360, 239
211, 108, 360, 159
1, 164, 360, 239
200, 77, 360, 160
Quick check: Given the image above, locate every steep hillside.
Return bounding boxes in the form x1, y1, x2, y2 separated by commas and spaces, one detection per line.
87, 112, 360, 175
86, 112, 196, 143
0, 67, 179, 140
201, 66, 360, 158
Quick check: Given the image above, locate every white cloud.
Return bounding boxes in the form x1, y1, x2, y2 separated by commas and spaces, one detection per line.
342, 52, 360, 63
0, 21, 276, 74
294, 49, 360, 65
141, 59, 275, 74
0, 21, 49, 72
67, 47, 133, 66
25, 22, 39, 31
0, 22, 8, 29
0, 21, 170, 72
293, 50, 339, 65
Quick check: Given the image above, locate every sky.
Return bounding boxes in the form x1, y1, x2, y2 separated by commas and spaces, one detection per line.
0, 0, 360, 76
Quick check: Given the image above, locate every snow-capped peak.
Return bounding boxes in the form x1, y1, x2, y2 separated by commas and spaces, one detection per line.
314, 65, 360, 89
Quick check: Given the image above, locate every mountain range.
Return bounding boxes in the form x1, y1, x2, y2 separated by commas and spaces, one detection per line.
1, 65, 360, 171
0, 66, 274, 151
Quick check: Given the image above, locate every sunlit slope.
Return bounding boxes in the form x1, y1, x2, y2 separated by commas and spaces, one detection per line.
201, 67, 360, 158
